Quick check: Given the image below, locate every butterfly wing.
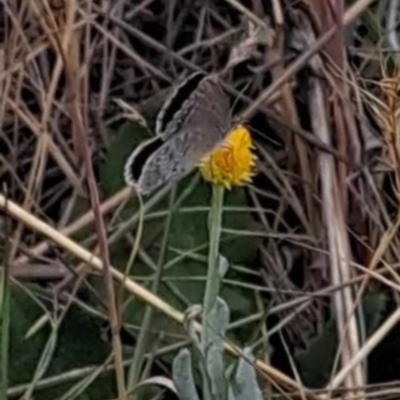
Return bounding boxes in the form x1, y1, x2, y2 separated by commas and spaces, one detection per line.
186, 74, 232, 150
126, 73, 232, 195
156, 71, 206, 139
137, 132, 194, 194
124, 136, 164, 189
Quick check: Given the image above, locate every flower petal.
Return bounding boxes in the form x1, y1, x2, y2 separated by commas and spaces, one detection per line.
199, 125, 256, 189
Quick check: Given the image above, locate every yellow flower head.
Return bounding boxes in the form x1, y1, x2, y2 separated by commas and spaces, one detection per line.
199, 125, 256, 189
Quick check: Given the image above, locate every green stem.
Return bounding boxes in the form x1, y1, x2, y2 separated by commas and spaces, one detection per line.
202, 184, 225, 348
200, 185, 225, 400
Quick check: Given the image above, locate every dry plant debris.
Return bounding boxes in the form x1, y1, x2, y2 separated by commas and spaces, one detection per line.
2, 1, 400, 400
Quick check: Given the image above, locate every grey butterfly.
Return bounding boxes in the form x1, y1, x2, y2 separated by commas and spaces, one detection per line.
124, 71, 231, 195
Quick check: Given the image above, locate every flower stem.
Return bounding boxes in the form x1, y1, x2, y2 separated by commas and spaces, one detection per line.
202, 184, 225, 348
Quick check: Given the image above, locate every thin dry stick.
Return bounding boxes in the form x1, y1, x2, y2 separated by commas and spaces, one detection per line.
310, 74, 364, 395
328, 306, 400, 392
12, 187, 132, 268
0, 193, 317, 397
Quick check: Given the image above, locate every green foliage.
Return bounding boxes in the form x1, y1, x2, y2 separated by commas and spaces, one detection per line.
99, 120, 152, 197
8, 285, 114, 400
231, 348, 263, 400
99, 122, 261, 346
8, 285, 49, 386
111, 181, 259, 347
362, 286, 388, 336
294, 317, 337, 388
206, 298, 229, 400
172, 298, 264, 400
173, 349, 200, 400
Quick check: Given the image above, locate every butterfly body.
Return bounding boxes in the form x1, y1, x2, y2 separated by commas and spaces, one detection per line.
124, 72, 231, 195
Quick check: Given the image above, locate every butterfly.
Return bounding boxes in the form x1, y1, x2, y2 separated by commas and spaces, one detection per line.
124, 71, 231, 195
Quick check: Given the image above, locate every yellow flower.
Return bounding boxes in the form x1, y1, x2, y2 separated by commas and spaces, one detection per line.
199, 125, 256, 189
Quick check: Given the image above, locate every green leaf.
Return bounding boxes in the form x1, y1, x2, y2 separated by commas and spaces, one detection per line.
153, 181, 259, 312
8, 285, 113, 399
8, 286, 49, 387
206, 298, 230, 400
119, 180, 259, 343
218, 255, 229, 279
295, 317, 337, 388
21, 328, 58, 399
227, 385, 237, 400
48, 307, 111, 374
99, 121, 152, 196
362, 287, 388, 336
206, 297, 230, 350
231, 348, 263, 400
67, 196, 91, 242
173, 349, 200, 400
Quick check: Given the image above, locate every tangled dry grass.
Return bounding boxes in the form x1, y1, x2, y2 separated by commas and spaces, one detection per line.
2, 0, 400, 399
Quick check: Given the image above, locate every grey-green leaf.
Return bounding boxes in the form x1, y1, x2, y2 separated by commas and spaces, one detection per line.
228, 385, 237, 400
205, 298, 230, 400
207, 343, 226, 400
232, 347, 263, 400
205, 297, 230, 350
218, 255, 230, 279
172, 349, 200, 400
